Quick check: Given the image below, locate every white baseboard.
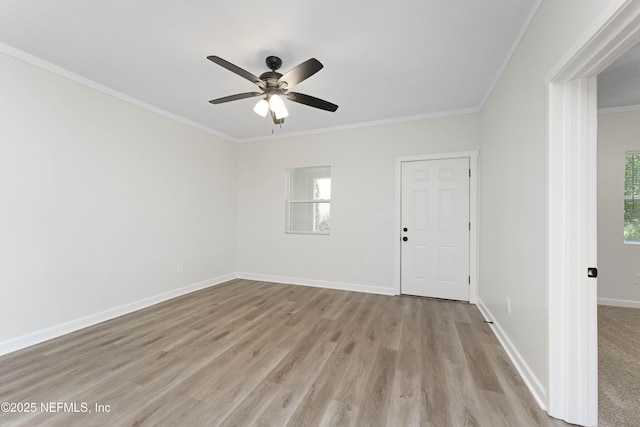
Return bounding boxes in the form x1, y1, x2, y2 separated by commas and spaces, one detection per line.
598, 297, 640, 308
236, 272, 396, 296
476, 298, 547, 411
0, 273, 236, 357
0, 273, 394, 357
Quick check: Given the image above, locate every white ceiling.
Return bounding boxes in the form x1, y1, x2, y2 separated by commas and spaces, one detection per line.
0, 0, 538, 141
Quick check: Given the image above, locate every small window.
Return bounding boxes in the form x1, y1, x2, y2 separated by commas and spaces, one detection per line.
286, 166, 331, 234
625, 151, 640, 243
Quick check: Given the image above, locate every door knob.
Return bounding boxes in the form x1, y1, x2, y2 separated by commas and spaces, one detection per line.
403, 227, 408, 232
402, 236, 408, 242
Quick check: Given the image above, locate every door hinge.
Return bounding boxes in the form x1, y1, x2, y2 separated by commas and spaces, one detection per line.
468, 276, 471, 284
469, 169, 471, 178
469, 222, 471, 231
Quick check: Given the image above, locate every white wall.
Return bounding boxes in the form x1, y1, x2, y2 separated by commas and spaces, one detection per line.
236, 115, 479, 293
0, 52, 237, 350
478, 0, 613, 402
598, 110, 640, 306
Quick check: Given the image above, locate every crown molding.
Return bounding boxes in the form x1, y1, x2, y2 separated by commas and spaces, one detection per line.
1, 41, 480, 144
479, 0, 544, 110
236, 107, 480, 143
0, 42, 235, 142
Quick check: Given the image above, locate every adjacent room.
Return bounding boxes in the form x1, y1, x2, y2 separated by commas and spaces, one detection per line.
597, 42, 640, 426
1, 1, 637, 425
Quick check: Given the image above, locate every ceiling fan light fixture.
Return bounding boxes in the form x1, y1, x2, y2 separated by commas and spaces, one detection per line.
275, 105, 289, 120
269, 94, 289, 119
253, 99, 269, 117
208, 55, 337, 125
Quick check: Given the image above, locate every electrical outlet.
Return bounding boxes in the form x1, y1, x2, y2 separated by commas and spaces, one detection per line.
506, 297, 511, 314
177, 263, 183, 273
635, 273, 640, 284
364, 261, 371, 271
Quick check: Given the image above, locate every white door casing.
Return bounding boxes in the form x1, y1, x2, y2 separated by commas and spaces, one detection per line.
400, 158, 470, 301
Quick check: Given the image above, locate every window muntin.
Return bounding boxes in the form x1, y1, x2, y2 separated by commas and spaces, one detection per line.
625, 151, 640, 243
286, 166, 331, 234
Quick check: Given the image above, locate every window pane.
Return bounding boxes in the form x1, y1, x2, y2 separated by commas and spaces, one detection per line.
289, 202, 330, 233
314, 177, 331, 200
289, 166, 330, 200
314, 202, 330, 232
625, 152, 640, 243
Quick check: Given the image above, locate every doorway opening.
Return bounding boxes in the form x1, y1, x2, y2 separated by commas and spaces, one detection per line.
546, 1, 640, 425
595, 43, 640, 425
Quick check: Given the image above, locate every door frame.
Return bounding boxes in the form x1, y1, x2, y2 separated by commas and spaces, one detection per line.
546, 1, 640, 424
394, 151, 478, 303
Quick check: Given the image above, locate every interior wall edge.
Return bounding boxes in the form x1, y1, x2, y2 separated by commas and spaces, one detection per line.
0, 272, 237, 357
236, 272, 396, 296
476, 298, 547, 412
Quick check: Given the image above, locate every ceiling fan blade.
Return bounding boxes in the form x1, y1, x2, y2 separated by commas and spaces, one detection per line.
209, 92, 263, 104
286, 92, 338, 112
279, 58, 323, 88
207, 56, 263, 85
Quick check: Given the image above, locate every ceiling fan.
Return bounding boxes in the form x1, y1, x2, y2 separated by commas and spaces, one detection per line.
207, 55, 338, 125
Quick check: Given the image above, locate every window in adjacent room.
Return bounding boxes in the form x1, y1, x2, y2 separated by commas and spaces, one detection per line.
625, 151, 640, 243
286, 166, 331, 234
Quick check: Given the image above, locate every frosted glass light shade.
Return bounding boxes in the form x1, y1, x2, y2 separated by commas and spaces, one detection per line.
275, 105, 289, 120
269, 94, 289, 119
253, 99, 269, 117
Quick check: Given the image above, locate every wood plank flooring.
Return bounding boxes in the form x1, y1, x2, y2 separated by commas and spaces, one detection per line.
0, 279, 568, 426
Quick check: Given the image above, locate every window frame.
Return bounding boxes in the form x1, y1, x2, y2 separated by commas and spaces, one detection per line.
285, 165, 331, 235
624, 150, 640, 244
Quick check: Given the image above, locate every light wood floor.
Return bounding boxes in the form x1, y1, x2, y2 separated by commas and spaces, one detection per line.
0, 279, 568, 426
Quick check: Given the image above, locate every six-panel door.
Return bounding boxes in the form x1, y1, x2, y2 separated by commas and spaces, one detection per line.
401, 158, 470, 301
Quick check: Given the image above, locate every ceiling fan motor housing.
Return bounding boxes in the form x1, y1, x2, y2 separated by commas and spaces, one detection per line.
258, 71, 284, 90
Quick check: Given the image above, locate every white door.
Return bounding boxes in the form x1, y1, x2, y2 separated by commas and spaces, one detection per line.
400, 158, 470, 301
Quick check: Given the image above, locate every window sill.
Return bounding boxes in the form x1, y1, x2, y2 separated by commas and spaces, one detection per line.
285, 231, 330, 236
